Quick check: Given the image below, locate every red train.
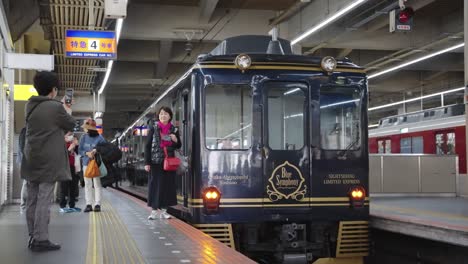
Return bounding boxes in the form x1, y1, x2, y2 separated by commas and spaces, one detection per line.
368, 104, 466, 174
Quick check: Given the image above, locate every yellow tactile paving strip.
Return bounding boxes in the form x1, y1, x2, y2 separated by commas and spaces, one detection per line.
86, 200, 146, 264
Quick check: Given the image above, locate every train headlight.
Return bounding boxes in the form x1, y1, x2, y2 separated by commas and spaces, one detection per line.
321, 56, 337, 74
202, 186, 221, 214
234, 53, 251, 72
349, 186, 366, 208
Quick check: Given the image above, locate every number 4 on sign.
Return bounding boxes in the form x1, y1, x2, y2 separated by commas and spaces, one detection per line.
88, 39, 100, 51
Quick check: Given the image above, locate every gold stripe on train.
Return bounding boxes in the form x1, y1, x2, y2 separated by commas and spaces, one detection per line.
186, 202, 369, 208
184, 197, 370, 204
195, 64, 365, 73
200, 61, 365, 71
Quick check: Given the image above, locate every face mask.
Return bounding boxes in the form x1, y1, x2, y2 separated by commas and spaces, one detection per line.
66, 135, 74, 142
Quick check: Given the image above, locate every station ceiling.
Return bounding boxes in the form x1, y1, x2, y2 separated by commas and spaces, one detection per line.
5, 0, 465, 138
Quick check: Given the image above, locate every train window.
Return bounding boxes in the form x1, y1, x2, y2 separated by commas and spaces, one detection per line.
265, 82, 306, 150
378, 139, 391, 153
204, 84, 252, 150
400, 136, 423, 154
320, 87, 361, 150
436, 132, 456, 155
172, 95, 184, 152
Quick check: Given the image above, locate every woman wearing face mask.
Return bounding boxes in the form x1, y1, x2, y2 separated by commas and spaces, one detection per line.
79, 118, 106, 213
144, 106, 181, 219
59, 132, 80, 212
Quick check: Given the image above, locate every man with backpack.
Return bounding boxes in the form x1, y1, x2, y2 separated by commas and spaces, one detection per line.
21, 71, 75, 252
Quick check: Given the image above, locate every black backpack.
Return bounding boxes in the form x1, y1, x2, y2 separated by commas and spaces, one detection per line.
19, 101, 46, 154
96, 142, 122, 163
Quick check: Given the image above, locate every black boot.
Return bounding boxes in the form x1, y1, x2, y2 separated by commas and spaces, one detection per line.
30, 240, 61, 252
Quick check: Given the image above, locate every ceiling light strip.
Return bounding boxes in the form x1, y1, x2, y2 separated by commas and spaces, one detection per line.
291, 0, 367, 45
368, 87, 464, 112
97, 18, 124, 95
368, 43, 465, 79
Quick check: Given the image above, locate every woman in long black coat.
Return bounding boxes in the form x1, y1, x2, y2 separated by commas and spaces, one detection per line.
144, 106, 181, 219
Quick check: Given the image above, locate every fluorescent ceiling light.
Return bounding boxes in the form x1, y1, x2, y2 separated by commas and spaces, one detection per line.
284, 88, 301, 95
116, 18, 123, 43
369, 86, 464, 111
291, 0, 367, 45
119, 65, 195, 141
368, 43, 464, 79
321, 99, 359, 109
97, 60, 113, 94
97, 19, 124, 95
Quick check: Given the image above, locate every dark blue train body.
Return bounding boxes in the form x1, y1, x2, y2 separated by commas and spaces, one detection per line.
122, 36, 369, 264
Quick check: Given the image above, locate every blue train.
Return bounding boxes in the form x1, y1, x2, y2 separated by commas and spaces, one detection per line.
120, 35, 369, 264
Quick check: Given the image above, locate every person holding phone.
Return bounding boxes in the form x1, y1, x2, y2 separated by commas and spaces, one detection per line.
144, 106, 181, 220
22, 71, 75, 251
65, 88, 73, 104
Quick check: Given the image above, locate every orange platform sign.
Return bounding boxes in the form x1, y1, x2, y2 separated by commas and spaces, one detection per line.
65, 30, 116, 59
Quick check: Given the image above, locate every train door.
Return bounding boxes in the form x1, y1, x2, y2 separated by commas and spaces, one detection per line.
377, 138, 391, 153
435, 131, 456, 155
261, 81, 311, 211
177, 84, 191, 208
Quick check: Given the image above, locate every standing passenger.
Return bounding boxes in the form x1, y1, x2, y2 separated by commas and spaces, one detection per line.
22, 71, 75, 251
59, 132, 80, 212
145, 106, 181, 220
79, 119, 106, 213
73, 135, 82, 198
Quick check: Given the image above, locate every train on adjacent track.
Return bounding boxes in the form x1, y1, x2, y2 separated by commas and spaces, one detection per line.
369, 104, 466, 175
119, 35, 369, 264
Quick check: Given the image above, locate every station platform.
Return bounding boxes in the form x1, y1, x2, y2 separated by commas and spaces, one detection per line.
370, 196, 468, 246
0, 187, 255, 264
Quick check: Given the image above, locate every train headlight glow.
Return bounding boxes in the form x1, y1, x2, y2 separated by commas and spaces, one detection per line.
234, 53, 251, 72
321, 56, 337, 73
205, 191, 218, 200
202, 186, 221, 214
349, 186, 366, 208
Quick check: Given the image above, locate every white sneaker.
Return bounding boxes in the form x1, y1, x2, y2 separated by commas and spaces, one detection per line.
148, 210, 159, 220
160, 210, 172, 219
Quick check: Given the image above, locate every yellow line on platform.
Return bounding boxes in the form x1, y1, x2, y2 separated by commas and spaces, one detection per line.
105, 200, 146, 264
101, 208, 118, 263
86, 200, 146, 264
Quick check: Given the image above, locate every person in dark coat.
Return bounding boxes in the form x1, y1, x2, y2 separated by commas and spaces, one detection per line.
59, 132, 80, 212
144, 106, 181, 220
21, 71, 75, 251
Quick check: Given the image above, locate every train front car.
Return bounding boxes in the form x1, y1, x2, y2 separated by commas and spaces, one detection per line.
180, 36, 369, 264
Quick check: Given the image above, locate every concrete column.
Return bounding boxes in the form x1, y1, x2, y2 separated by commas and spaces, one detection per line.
464, 0, 468, 186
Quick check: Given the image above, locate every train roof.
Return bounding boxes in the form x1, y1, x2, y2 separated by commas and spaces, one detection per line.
197, 35, 363, 70
374, 104, 465, 130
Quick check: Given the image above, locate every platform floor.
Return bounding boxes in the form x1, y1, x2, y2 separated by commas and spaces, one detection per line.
0, 187, 255, 264
370, 196, 468, 246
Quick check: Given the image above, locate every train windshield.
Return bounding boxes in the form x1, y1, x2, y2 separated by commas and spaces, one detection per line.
204, 84, 252, 150
320, 86, 361, 150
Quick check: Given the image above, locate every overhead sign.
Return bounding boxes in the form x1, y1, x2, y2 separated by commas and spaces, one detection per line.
13, 85, 38, 101
65, 30, 117, 59
6, 53, 54, 71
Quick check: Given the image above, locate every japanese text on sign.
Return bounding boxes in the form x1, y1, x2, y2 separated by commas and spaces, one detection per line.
65, 30, 116, 59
